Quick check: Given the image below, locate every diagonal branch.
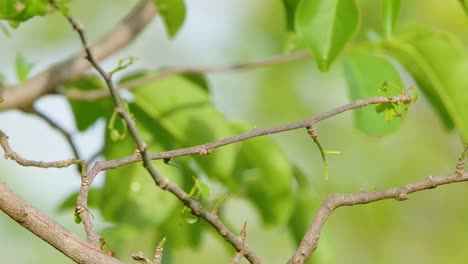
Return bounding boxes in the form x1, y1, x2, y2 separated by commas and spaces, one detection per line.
287, 172, 468, 264
56, 3, 262, 263
64, 51, 312, 101
86, 95, 414, 176
0, 0, 157, 112
0, 181, 123, 264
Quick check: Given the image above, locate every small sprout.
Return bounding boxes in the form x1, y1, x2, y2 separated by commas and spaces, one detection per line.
211, 192, 231, 214
108, 109, 127, 141
109, 56, 137, 76
180, 206, 198, 224
306, 125, 341, 180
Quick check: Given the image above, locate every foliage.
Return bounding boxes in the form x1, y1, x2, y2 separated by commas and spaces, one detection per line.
1, 0, 468, 263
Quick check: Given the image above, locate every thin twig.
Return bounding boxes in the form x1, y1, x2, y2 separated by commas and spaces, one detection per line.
33, 107, 82, 172
57, 4, 262, 263
0, 129, 78, 168
0, 0, 157, 111
287, 172, 468, 264
64, 51, 312, 101
87, 95, 414, 175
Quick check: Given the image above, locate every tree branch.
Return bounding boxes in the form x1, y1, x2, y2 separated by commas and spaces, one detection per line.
0, 0, 157, 112
56, 4, 262, 263
0, 181, 123, 264
288, 172, 468, 264
86, 95, 414, 175
64, 51, 312, 101
0, 129, 78, 169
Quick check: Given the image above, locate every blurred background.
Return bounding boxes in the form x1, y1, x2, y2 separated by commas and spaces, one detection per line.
1, 0, 468, 263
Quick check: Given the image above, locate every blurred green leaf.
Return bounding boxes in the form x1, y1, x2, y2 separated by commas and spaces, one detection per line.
382, 25, 468, 141
133, 76, 238, 187
160, 206, 203, 249
344, 50, 404, 136
15, 53, 34, 82
382, 0, 400, 38
282, 0, 300, 31
0, 0, 49, 26
100, 122, 183, 227
181, 73, 209, 93
153, 0, 186, 38
194, 178, 210, 198
295, 0, 359, 71
64, 75, 113, 131
459, 0, 468, 14
231, 121, 294, 226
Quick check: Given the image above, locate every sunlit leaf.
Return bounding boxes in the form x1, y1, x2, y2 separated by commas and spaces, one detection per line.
344, 50, 404, 136
295, 0, 359, 71
153, 0, 186, 38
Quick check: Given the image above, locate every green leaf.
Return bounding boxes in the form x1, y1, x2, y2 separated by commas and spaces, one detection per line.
231, 121, 294, 226
295, 0, 360, 71
282, 0, 300, 31
0, 0, 49, 25
382, 0, 400, 38
64, 75, 113, 131
181, 73, 209, 93
382, 25, 468, 141
459, 0, 468, 15
344, 50, 404, 136
15, 53, 34, 82
153, 0, 186, 38
194, 178, 210, 198
100, 122, 184, 227
133, 76, 238, 187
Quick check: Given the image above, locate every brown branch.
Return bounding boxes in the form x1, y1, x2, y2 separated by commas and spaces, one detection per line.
86, 95, 414, 175
0, 0, 157, 112
230, 222, 248, 264
0, 129, 77, 168
64, 51, 312, 101
57, 4, 262, 264
287, 172, 468, 264
0, 181, 123, 264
